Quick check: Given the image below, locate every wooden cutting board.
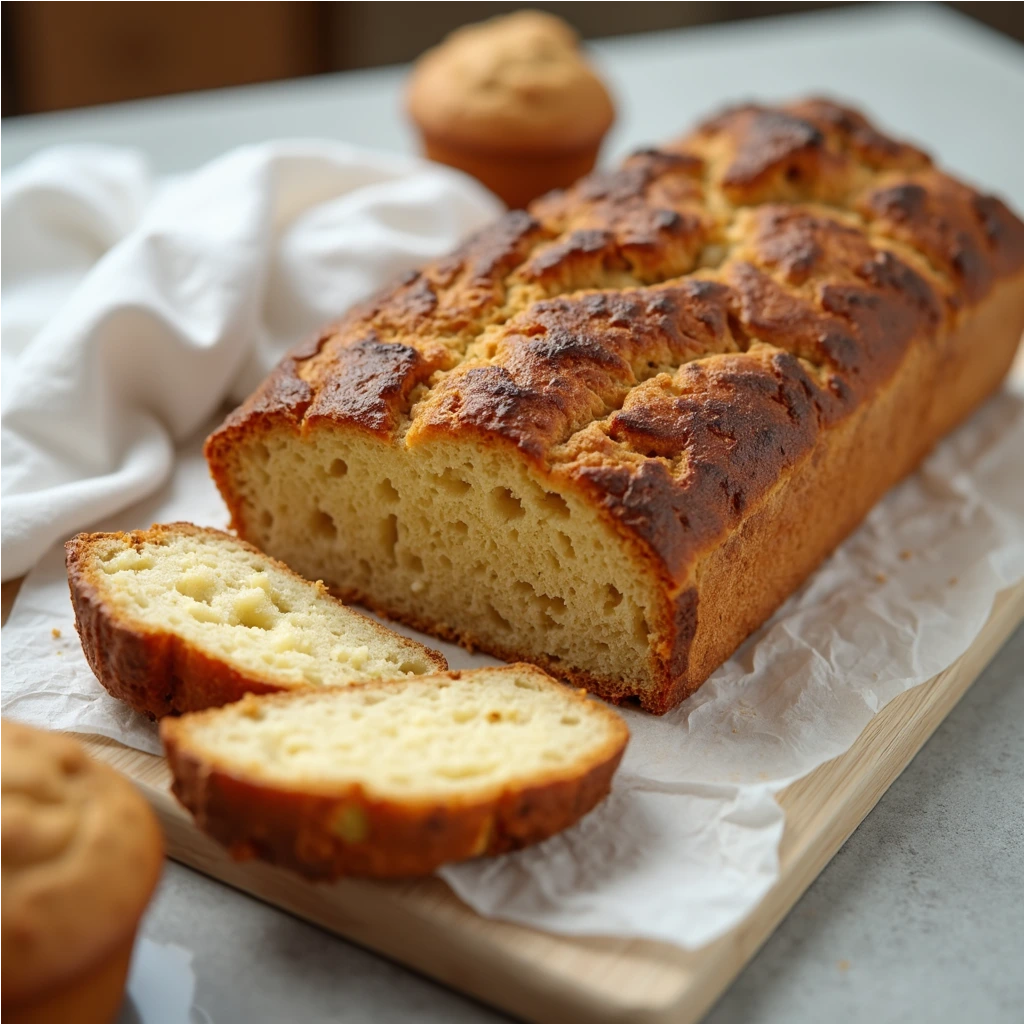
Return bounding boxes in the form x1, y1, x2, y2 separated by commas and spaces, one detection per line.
74, 581, 1024, 1024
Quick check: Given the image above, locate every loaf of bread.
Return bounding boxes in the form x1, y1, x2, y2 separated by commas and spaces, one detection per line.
207, 99, 1024, 713
161, 664, 629, 878
67, 522, 446, 719
2, 720, 163, 1024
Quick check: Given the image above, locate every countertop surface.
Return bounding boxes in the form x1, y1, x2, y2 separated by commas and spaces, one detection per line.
5, 5, 1023, 1022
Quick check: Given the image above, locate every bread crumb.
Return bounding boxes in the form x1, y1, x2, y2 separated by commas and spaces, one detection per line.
874, 572, 887, 584
948, 576, 958, 586
837, 959, 851, 972
51, 628, 62, 639
899, 550, 912, 561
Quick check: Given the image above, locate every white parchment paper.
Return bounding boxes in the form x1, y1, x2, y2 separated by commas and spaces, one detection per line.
4, 382, 1022, 948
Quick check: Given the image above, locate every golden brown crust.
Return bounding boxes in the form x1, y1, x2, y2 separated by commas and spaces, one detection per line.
405, 11, 614, 154
160, 669, 628, 879
1, 721, 163, 1007
65, 522, 447, 720
207, 98, 1024, 713
858, 170, 1024, 305
676, 99, 931, 206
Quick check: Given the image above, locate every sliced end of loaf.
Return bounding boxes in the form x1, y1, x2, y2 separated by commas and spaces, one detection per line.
160, 663, 629, 878
207, 429, 676, 708
66, 522, 446, 719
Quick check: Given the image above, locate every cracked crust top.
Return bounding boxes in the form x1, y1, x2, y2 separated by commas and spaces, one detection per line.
207, 99, 1024, 588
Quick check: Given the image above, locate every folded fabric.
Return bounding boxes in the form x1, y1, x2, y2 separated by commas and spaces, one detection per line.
0, 142, 502, 581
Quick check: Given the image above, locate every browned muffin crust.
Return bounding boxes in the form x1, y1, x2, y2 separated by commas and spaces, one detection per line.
207, 99, 1024, 712
2, 721, 163, 1013
405, 10, 615, 154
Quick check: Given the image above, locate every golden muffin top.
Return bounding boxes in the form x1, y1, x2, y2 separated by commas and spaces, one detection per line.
407, 11, 615, 153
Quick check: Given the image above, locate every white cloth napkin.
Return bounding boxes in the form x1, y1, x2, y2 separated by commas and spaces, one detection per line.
1, 142, 502, 579
2, 141, 1023, 950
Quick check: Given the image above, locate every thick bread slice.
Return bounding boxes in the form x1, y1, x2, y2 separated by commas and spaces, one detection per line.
160, 664, 629, 879
66, 523, 446, 719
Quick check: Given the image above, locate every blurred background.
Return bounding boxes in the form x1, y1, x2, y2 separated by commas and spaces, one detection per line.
3, 1, 1022, 118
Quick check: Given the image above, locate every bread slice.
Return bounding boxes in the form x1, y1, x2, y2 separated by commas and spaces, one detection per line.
160, 664, 629, 878
66, 523, 447, 719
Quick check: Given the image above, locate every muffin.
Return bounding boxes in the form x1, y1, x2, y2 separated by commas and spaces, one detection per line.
407, 10, 615, 208
2, 721, 164, 1024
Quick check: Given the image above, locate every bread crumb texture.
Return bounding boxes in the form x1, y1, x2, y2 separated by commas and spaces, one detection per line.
212, 435, 657, 702
72, 524, 441, 691
175, 664, 623, 801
